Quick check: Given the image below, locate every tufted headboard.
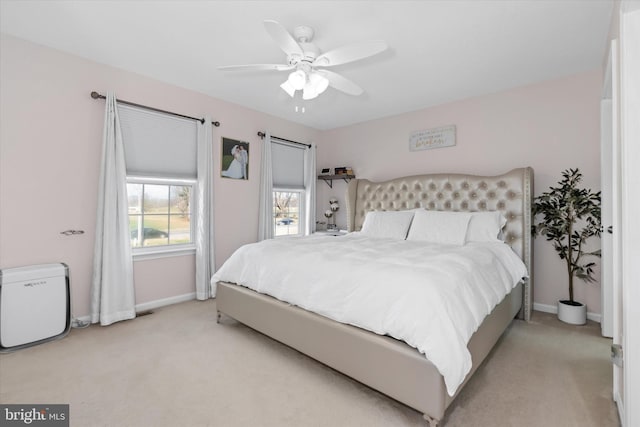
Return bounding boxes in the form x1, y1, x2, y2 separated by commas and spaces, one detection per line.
345, 167, 534, 321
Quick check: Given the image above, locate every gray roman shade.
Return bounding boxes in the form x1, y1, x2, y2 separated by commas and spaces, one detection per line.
118, 104, 198, 178
271, 140, 305, 189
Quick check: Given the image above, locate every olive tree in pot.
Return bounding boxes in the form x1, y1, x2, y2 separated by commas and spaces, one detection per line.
532, 168, 601, 325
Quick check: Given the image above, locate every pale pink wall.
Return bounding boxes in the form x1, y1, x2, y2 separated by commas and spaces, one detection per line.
0, 35, 319, 319
316, 70, 603, 315
132, 255, 195, 304
0, 33, 604, 318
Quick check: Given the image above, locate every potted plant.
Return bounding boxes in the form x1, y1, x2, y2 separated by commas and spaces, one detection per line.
532, 168, 601, 325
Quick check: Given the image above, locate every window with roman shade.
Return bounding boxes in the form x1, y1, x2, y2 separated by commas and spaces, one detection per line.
271, 140, 307, 236
117, 104, 198, 251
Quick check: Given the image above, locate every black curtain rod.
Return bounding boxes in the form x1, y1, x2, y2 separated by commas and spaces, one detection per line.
257, 131, 311, 148
91, 91, 220, 127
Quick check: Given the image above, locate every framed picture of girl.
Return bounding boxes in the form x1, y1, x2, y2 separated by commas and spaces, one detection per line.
221, 137, 249, 180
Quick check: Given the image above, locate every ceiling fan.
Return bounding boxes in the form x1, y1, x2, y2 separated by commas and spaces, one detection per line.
218, 20, 388, 100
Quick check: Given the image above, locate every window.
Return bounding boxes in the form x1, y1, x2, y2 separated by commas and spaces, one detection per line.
127, 178, 195, 248
271, 140, 307, 237
273, 190, 303, 237
118, 104, 198, 255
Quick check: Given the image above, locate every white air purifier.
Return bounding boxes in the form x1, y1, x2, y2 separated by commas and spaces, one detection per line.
0, 263, 71, 352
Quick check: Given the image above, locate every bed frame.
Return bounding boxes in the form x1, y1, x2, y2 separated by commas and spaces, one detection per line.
216, 167, 534, 426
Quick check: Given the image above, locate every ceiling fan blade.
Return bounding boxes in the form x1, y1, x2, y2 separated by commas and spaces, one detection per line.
218, 64, 294, 72
263, 20, 303, 57
319, 70, 363, 96
313, 41, 388, 67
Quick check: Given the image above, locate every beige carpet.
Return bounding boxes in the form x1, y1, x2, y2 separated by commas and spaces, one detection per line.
0, 300, 619, 427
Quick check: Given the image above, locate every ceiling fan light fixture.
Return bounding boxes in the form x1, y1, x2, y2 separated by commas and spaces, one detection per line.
302, 86, 319, 100
308, 72, 329, 95
280, 80, 296, 97
287, 70, 307, 90
220, 21, 386, 101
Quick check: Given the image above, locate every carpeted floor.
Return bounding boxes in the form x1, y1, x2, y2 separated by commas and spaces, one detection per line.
0, 300, 619, 426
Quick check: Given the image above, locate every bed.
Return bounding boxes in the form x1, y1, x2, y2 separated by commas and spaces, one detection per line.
212, 167, 534, 426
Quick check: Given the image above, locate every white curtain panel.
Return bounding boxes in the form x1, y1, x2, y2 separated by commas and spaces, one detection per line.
195, 117, 215, 300
90, 92, 136, 326
304, 143, 317, 235
258, 132, 274, 241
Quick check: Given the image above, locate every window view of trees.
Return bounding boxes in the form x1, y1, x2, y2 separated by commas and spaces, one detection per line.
127, 183, 193, 247
176, 186, 190, 217
274, 191, 300, 236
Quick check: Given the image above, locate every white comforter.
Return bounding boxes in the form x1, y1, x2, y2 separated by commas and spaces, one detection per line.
211, 233, 528, 396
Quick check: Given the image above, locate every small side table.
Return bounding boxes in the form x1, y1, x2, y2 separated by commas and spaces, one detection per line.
314, 230, 348, 237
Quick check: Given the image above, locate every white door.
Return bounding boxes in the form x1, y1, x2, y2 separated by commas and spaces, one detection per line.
600, 92, 614, 339
601, 37, 623, 415
601, 36, 622, 341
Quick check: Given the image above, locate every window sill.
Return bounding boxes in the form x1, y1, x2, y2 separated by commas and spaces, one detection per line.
132, 245, 196, 261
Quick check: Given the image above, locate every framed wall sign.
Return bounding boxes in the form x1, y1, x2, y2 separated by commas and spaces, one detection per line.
409, 125, 456, 151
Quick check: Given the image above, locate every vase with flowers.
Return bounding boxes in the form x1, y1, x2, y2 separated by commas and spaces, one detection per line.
325, 198, 339, 230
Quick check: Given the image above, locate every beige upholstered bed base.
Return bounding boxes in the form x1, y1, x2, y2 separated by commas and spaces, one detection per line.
217, 281, 521, 425
216, 167, 533, 426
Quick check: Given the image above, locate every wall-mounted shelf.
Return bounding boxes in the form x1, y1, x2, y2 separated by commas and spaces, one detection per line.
318, 174, 356, 188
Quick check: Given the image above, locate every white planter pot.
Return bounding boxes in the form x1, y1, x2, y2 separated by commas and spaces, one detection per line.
557, 300, 587, 325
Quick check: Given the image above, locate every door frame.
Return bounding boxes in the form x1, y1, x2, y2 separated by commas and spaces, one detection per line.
619, 3, 640, 426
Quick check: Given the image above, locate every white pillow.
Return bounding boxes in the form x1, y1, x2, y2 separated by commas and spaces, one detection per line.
466, 211, 508, 243
406, 210, 472, 245
360, 210, 415, 239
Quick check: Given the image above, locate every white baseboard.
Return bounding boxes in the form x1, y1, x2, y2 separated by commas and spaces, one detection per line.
533, 302, 602, 323
73, 292, 196, 324
135, 292, 196, 312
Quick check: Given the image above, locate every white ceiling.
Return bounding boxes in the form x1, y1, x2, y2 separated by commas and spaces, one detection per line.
0, 1, 613, 130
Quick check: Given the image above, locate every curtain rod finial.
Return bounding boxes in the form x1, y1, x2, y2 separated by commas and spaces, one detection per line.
91, 91, 101, 99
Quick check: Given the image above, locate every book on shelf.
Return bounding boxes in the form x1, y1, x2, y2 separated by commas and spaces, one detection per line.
334, 167, 353, 176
